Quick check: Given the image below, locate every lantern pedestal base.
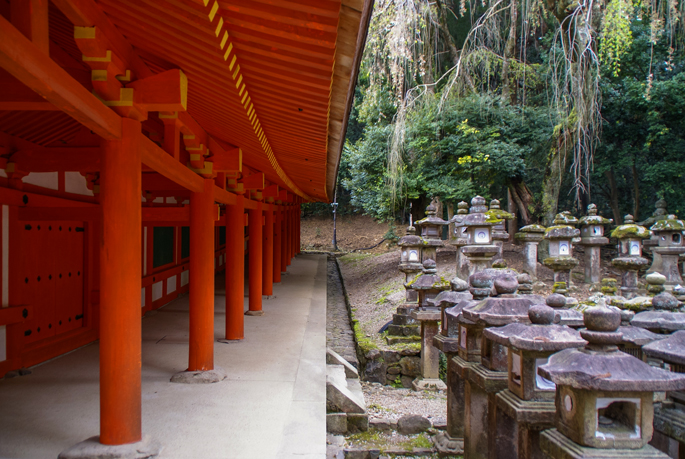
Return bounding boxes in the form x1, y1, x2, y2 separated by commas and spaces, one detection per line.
170, 367, 227, 384
59, 435, 162, 459
541, 428, 670, 459
412, 377, 446, 391
245, 310, 265, 316
434, 431, 464, 457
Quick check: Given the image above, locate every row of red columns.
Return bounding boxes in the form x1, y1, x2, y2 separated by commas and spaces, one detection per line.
98, 124, 301, 448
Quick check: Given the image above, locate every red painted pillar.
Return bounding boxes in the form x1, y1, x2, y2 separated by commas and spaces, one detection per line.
188, 179, 215, 370
296, 204, 301, 254
285, 206, 292, 266
99, 118, 142, 445
273, 205, 282, 283
247, 203, 263, 315
262, 206, 273, 295
225, 195, 245, 339
281, 206, 288, 273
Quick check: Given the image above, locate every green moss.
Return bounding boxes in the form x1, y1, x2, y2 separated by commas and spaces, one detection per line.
432, 276, 450, 288
610, 224, 650, 239
353, 320, 378, 353
485, 209, 512, 223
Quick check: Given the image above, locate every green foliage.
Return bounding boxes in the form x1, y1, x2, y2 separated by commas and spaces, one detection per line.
600, 0, 634, 76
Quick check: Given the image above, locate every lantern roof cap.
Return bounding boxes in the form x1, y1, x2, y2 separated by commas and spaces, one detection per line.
650, 214, 685, 232
643, 330, 685, 365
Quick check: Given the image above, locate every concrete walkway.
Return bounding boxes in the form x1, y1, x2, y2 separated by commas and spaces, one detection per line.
0, 253, 327, 459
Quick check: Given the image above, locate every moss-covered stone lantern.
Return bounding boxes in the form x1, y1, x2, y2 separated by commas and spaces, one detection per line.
613, 307, 664, 361
415, 202, 448, 263
650, 214, 685, 287
398, 225, 424, 303
578, 204, 613, 284
632, 292, 685, 334
484, 304, 586, 459
611, 214, 651, 299
461, 196, 500, 276
543, 213, 581, 291
449, 201, 470, 280
539, 302, 685, 458
487, 199, 514, 263
545, 292, 584, 327
639, 198, 669, 274
514, 224, 546, 279
642, 330, 685, 457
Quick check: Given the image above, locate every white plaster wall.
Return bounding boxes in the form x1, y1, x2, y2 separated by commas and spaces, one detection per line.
65, 172, 94, 196
141, 287, 146, 308
0, 205, 8, 362
181, 270, 189, 287
167, 275, 176, 295
152, 281, 163, 301
22, 172, 58, 190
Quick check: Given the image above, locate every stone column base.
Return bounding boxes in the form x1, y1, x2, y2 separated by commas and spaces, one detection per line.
412, 377, 446, 391
170, 367, 227, 384
245, 310, 265, 316
59, 435, 161, 459
434, 431, 464, 457
541, 428, 670, 458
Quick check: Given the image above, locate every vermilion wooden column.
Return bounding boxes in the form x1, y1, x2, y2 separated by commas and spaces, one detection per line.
226, 195, 245, 339
262, 206, 274, 295
247, 203, 263, 315
285, 206, 293, 266
188, 179, 215, 370
99, 118, 142, 445
296, 204, 301, 254
273, 205, 282, 283
281, 207, 288, 272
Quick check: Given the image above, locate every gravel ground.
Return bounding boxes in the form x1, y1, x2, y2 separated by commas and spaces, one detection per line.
362, 382, 447, 425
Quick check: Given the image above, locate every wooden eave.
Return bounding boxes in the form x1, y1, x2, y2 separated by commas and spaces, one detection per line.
0, 0, 373, 202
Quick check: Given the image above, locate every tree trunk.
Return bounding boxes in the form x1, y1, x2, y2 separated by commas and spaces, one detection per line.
632, 161, 640, 220
501, 0, 518, 104
541, 129, 571, 226
507, 188, 517, 241
508, 178, 535, 225
435, 0, 460, 66
604, 167, 622, 224
447, 202, 455, 240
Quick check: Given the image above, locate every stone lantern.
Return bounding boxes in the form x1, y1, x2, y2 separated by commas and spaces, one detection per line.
486, 199, 514, 263
449, 201, 470, 280
642, 330, 685, 457
415, 202, 448, 263
539, 302, 685, 458
650, 214, 685, 287
632, 292, 685, 334
514, 224, 546, 279
578, 204, 613, 284
543, 213, 581, 292
611, 214, 651, 299
545, 292, 585, 327
484, 304, 586, 459
406, 259, 449, 391
613, 307, 664, 361
398, 225, 424, 303
457, 274, 543, 459
432, 285, 479, 457
461, 196, 500, 276
639, 198, 669, 273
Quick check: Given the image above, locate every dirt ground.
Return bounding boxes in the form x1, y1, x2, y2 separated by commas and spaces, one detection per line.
308, 215, 625, 353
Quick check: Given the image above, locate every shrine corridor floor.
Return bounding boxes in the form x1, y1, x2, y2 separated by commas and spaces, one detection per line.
0, 253, 327, 459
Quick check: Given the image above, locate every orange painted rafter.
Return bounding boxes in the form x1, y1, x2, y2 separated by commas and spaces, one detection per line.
198, 0, 311, 200
0, 15, 122, 140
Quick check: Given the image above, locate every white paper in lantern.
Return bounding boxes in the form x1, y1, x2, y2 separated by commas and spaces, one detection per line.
629, 242, 640, 256
535, 358, 556, 390
511, 353, 522, 386
409, 250, 419, 262
402, 250, 407, 260
559, 242, 570, 255
475, 228, 490, 243
460, 326, 467, 348
593, 226, 602, 236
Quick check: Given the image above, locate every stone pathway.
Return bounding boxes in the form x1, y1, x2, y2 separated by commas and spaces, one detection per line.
327, 255, 359, 369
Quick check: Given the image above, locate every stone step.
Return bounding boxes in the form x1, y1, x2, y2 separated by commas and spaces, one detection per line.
326, 364, 366, 414
392, 313, 417, 326
386, 324, 420, 337
327, 348, 359, 378
386, 336, 421, 345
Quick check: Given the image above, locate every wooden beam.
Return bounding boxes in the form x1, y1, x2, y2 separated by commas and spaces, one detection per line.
10, 148, 101, 172
17, 206, 99, 221
209, 146, 242, 173
11, 0, 49, 55
140, 136, 204, 193
0, 187, 98, 207
142, 206, 189, 222
263, 184, 279, 198
240, 173, 265, 190
0, 102, 60, 111
0, 15, 122, 140
142, 173, 187, 192
0, 305, 33, 326
214, 185, 237, 206
127, 69, 188, 112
